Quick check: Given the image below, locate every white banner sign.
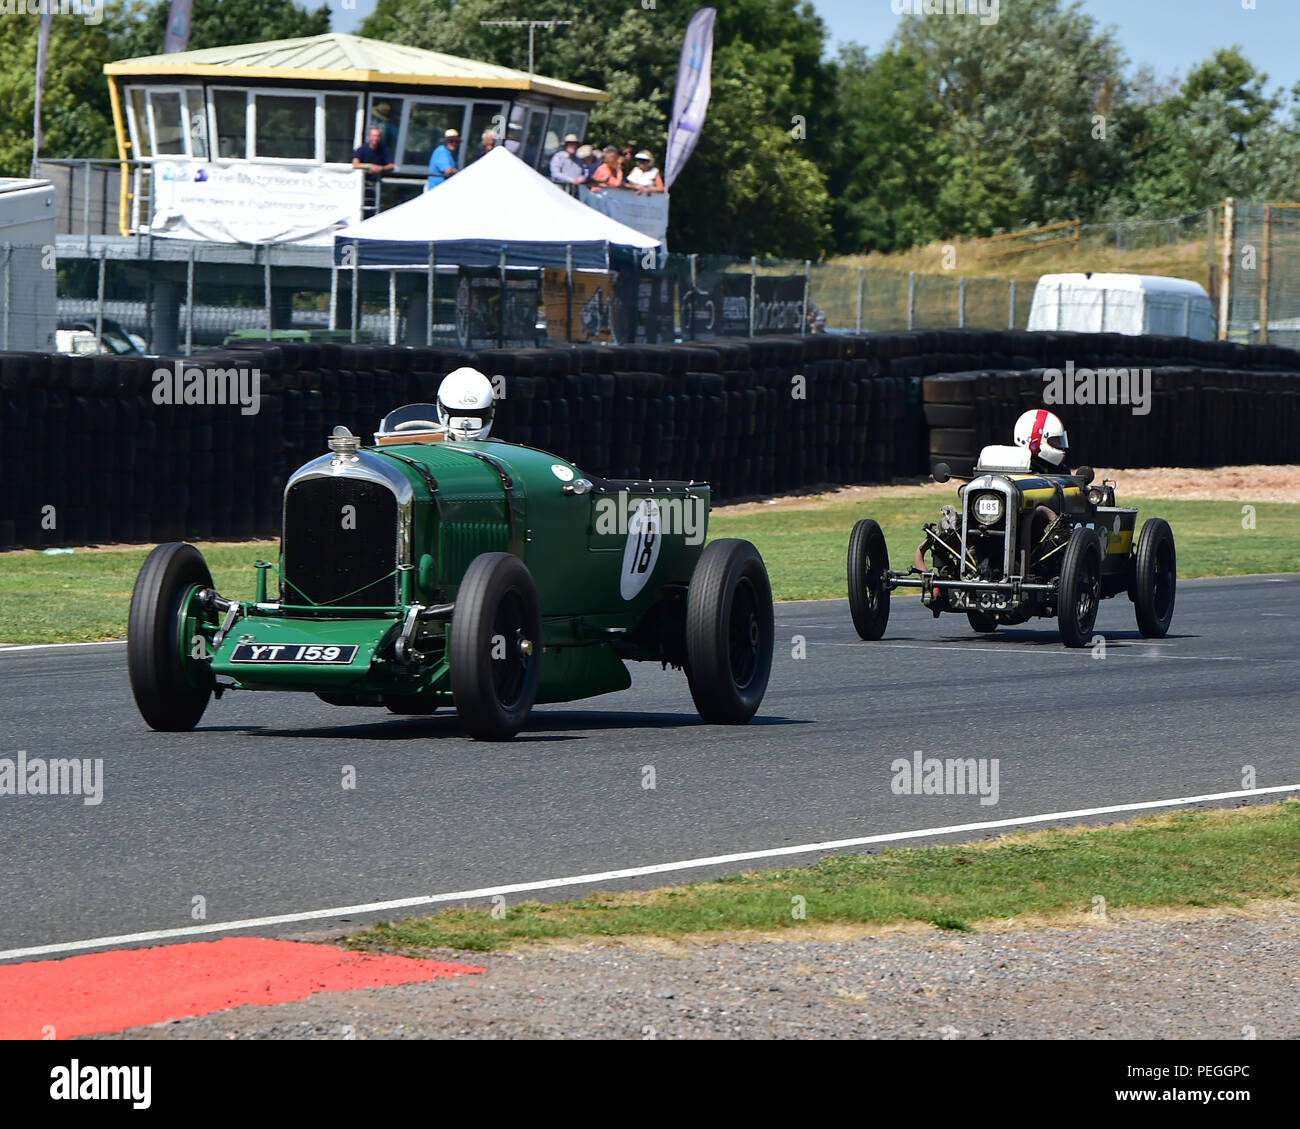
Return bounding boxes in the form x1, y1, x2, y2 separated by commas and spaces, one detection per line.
150, 161, 364, 246
579, 187, 669, 246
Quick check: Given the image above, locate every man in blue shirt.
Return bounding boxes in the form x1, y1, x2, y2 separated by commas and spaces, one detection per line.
352, 126, 394, 183
426, 128, 460, 190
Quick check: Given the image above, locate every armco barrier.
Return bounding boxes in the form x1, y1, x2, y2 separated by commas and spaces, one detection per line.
1, 329, 1298, 549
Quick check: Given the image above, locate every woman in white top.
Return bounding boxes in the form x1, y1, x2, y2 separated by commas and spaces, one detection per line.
626, 149, 665, 194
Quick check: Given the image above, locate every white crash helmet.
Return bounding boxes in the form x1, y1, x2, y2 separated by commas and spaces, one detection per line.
436, 367, 495, 441
1013, 408, 1069, 468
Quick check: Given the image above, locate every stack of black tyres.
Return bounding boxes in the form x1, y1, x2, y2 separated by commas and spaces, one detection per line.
4, 330, 1300, 550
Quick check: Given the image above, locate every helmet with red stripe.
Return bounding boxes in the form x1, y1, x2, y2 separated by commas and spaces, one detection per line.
1013, 409, 1069, 467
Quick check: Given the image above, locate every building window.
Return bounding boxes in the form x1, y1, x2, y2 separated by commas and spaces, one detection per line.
367, 96, 405, 158
542, 110, 590, 166
185, 88, 209, 159
213, 89, 248, 159
403, 100, 467, 170
325, 94, 360, 164
151, 91, 185, 155
466, 101, 506, 158
522, 106, 550, 170
127, 87, 150, 157
254, 94, 316, 160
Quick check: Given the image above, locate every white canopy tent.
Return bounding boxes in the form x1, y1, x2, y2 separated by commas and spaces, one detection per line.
1027, 273, 1216, 340
334, 146, 660, 270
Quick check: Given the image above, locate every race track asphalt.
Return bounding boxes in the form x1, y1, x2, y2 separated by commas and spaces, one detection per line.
1, 574, 1296, 958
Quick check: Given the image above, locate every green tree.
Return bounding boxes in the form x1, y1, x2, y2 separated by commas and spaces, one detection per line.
669, 41, 831, 257
1165, 47, 1280, 146
108, 0, 331, 60
0, 13, 118, 176
892, 0, 1131, 226
823, 46, 1018, 254
1098, 51, 1298, 219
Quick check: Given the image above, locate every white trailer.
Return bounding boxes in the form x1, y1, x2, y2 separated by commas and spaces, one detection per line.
1027, 272, 1215, 340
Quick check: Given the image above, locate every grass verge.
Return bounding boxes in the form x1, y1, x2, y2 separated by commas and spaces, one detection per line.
709, 494, 1299, 602
346, 803, 1300, 954
830, 235, 1211, 288
0, 496, 1295, 643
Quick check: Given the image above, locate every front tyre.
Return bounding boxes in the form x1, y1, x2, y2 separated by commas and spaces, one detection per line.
127, 542, 214, 731
1057, 526, 1102, 648
1133, 518, 1176, 637
847, 519, 890, 640
449, 553, 541, 740
685, 539, 774, 724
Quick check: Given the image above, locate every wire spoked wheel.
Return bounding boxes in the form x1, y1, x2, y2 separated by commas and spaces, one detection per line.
847, 518, 890, 640
1133, 518, 1177, 637
1057, 526, 1102, 648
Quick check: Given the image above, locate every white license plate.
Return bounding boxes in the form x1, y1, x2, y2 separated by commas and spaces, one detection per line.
975, 497, 1000, 519
231, 644, 358, 664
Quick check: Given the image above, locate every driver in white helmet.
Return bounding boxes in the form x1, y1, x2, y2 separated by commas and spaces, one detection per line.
436, 367, 496, 441
1013, 408, 1069, 473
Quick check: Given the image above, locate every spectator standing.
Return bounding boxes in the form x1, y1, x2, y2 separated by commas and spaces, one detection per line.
426, 128, 460, 190
549, 133, 586, 189
619, 145, 635, 176
576, 144, 601, 182
352, 126, 394, 182
470, 130, 498, 164
626, 149, 665, 194
591, 145, 624, 190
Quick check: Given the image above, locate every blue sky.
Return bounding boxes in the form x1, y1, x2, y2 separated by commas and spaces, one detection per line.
335, 0, 1300, 96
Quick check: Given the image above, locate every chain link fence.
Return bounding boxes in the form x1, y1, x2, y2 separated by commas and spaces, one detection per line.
1, 244, 58, 353
40, 204, 1300, 353
44, 238, 1048, 355
1223, 201, 1300, 349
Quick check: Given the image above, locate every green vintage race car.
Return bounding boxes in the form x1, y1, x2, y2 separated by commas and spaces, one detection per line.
127, 404, 774, 739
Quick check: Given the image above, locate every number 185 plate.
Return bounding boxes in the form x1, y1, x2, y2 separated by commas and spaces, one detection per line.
231, 643, 359, 664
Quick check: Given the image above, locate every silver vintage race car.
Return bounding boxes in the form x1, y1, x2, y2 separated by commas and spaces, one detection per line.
846, 410, 1177, 648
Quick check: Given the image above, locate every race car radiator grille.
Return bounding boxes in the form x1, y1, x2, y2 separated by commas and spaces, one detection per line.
281, 478, 399, 608
440, 521, 510, 585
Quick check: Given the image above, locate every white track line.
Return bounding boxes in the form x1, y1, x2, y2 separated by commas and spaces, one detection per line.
812, 641, 1244, 660
2, 783, 1296, 963
0, 640, 123, 654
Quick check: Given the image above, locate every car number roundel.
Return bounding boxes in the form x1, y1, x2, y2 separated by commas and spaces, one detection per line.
620, 499, 662, 600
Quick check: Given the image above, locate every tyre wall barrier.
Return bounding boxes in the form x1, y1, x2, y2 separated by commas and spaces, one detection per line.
1, 328, 1297, 549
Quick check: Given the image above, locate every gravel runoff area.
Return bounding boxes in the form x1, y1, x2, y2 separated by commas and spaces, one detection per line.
98, 904, 1299, 1040
715, 464, 1300, 514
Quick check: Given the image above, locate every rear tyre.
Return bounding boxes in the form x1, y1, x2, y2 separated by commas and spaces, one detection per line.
1133, 518, 1176, 637
1057, 526, 1102, 648
847, 519, 890, 640
449, 553, 541, 740
967, 611, 999, 634
685, 539, 774, 724
127, 542, 214, 731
